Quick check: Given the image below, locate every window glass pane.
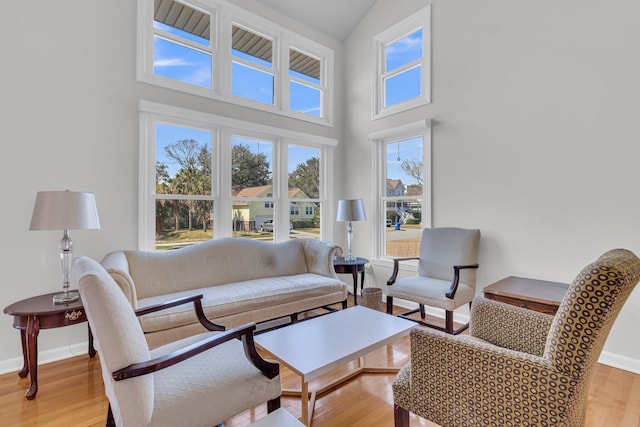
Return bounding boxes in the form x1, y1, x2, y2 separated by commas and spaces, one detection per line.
156, 123, 212, 196
232, 25, 272, 68
385, 28, 422, 72
232, 136, 273, 196
154, 0, 210, 46
386, 137, 424, 197
384, 65, 421, 108
290, 81, 321, 117
232, 201, 274, 241
288, 146, 320, 198
288, 145, 320, 239
155, 199, 213, 250
289, 49, 320, 84
385, 199, 422, 257
154, 36, 212, 88
232, 62, 274, 104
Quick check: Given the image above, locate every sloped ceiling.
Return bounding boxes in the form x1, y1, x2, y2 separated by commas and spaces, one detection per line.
259, 0, 377, 41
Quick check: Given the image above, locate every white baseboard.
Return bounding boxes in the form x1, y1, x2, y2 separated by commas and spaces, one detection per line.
0, 342, 89, 376
391, 297, 640, 374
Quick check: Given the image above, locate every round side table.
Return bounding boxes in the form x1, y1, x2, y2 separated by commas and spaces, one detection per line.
333, 257, 368, 305
3, 292, 96, 399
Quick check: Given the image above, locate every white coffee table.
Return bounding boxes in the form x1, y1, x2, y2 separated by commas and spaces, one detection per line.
254, 306, 415, 426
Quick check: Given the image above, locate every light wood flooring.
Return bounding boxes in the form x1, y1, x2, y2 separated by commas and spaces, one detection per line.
1, 303, 639, 426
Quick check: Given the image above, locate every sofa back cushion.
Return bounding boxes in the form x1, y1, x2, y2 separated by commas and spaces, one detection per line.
126, 237, 309, 299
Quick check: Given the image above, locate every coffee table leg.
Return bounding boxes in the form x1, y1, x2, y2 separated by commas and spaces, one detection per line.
301, 380, 309, 426
25, 315, 40, 400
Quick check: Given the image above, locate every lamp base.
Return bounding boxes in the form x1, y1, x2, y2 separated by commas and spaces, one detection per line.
53, 290, 80, 304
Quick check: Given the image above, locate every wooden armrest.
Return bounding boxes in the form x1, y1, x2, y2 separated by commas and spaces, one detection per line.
445, 264, 479, 299
387, 257, 421, 286
112, 322, 279, 381
135, 294, 225, 332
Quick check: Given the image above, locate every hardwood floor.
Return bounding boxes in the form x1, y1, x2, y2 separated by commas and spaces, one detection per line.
1, 304, 639, 426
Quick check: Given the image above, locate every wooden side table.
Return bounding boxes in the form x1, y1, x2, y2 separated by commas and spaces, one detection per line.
3, 292, 96, 399
333, 257, 368, 306
482, 276, 569, 315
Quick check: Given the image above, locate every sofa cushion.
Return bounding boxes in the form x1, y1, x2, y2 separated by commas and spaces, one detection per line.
126, 238, 310, 300
138, 273, 345, 333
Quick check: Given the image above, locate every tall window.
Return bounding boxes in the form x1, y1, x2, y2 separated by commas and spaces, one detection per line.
373, 6, 431, 119
370, 120, 431, 259
140, 101, 335, 250
231, 136, 275, 241
288, 145, 322, 239
138, 0, 334, 126
155, 123, 214, 249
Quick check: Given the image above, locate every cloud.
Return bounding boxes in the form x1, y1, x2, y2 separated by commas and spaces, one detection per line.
154, 58, 192, 67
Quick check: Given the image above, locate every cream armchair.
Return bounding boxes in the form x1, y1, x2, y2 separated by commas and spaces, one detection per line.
74, 256, 281, 427
392, 249, 640, 427
386, 227, 481, 334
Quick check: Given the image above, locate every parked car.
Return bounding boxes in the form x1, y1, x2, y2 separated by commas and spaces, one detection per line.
260, 219, 293, 232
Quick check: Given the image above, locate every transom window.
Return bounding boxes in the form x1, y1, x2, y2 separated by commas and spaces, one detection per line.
138, 0, 334, 126
373, 6, 431, 119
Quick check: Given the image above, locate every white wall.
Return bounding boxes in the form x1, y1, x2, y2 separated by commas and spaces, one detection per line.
0, 0, 343, 370
343, 0, 640, 371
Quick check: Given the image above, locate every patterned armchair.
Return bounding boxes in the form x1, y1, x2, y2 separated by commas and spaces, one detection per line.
393, 249, 640, 426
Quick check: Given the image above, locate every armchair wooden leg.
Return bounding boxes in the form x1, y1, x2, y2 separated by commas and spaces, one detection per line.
394, 404, 410, 427
105, 404, 115, 427
445, 310, 454, 334
341, 299, 348, 309
419, 304, 425, 319
387, 296, 394, 314
267, 396, 281, 413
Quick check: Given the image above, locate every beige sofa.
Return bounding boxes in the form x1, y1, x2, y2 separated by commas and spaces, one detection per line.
101, 237, 347, 348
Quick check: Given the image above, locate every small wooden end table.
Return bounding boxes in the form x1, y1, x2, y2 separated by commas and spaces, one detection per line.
333, 257, 368, 305
483, 276, 569, 315
3, 292, 96, 399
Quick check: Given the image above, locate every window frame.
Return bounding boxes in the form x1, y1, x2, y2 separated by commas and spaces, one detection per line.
137, 0, 334, 126
369, 119, 432, 262
372, 5, 431, 120
139, 100, 336, 250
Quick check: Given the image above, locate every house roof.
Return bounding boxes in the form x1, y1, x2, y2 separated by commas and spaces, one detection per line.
387, 179, 404, 190
232, 185, 308, 199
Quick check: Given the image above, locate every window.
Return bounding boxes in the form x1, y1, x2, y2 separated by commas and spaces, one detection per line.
138, 0, 334, 126
231, 24, 275, 105
373, 6, 431, 119
289, 48, 323, 117
139, 101, 336, 250
288, 145, 322, 239
369, 120, 431, 259
152, 0, 213, 89
154, 122, 214, 249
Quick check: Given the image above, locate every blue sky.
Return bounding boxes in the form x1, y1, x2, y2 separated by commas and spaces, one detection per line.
154, 19, 423, 188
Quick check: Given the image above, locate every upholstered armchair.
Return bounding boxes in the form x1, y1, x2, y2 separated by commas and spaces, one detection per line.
387, 227, 481, 334
73, 256, 282, 427
393, 248, 640, 427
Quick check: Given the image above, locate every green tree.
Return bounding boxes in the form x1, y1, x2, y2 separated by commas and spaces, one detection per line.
232, 144, 271, 192
288, 156, 319, 199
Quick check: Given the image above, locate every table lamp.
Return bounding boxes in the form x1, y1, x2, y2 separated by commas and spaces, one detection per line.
29, 190, 101, 304
336, 198, 366, 262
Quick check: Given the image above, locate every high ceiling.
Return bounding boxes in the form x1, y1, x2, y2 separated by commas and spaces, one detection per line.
259, 0, 377, 41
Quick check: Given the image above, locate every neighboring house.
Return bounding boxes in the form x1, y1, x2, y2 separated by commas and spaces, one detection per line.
386, 179, 405, 196
232, 185, 316, 231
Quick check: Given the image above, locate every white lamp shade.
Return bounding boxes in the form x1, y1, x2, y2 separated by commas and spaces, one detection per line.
30, 191, 101, 230
336, 199, 367, 222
